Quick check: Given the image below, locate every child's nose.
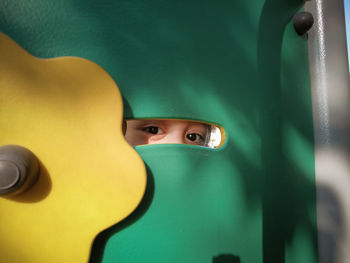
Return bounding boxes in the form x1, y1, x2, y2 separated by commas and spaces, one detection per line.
150, 131, 185, 145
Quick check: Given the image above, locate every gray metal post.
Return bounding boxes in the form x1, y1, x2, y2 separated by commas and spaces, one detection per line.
305, 0, 350, 262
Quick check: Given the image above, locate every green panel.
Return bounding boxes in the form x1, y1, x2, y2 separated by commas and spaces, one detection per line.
0, 0, 317, 262
97, 145, 261, 263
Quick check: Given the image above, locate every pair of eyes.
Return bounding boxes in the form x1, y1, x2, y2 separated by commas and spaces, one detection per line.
142, 126, 205, 144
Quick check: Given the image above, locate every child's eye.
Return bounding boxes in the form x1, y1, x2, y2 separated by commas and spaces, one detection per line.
143, 126, 161, 134
186, 133, 204, 144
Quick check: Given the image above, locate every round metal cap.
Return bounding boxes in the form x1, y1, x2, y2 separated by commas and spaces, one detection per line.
0, 160, 21, 191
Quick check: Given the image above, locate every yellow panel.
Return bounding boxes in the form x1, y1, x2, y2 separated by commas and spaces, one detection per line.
0, 33, 146, 263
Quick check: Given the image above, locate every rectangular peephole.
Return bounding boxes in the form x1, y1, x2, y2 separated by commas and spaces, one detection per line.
124, 119, 224, 149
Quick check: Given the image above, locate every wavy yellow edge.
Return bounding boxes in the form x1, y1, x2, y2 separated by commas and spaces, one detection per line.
0, 32, 147, 263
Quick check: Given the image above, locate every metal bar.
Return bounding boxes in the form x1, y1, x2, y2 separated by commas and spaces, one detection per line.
305, 0, 350, 262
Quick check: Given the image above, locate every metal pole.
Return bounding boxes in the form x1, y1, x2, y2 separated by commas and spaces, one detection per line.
305, 0, 350, 262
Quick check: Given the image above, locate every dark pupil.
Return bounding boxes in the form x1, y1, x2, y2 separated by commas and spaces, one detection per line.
186, 133, 197, 141
147, 126, 159, 134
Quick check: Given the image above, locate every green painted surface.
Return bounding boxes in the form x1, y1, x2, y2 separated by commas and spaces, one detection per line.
0, 0, 317, 262
97, 144, 261, 262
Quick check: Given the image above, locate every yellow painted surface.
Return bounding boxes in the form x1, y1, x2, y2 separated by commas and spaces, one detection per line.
0, 33, 146, 262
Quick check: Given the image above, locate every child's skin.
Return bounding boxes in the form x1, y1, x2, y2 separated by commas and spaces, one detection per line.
125, 119, 209, 146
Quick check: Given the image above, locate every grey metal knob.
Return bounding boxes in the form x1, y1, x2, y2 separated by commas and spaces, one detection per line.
0, 145, 40, 196
293, 11, 314, 36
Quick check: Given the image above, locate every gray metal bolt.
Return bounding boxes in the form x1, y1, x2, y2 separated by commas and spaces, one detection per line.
0, 145, 40, 196
0, 160, 21, 190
